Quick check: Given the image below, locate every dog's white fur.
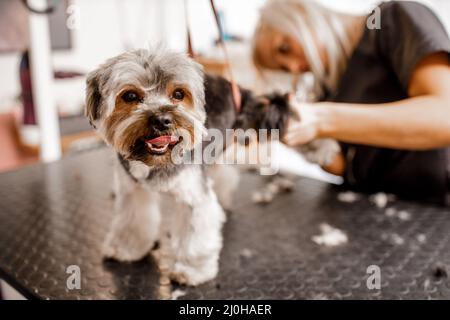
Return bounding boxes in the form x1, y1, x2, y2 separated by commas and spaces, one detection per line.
103, 160, 228, 285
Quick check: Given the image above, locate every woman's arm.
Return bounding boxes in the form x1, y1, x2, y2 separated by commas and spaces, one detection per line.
284, 52, 450, 150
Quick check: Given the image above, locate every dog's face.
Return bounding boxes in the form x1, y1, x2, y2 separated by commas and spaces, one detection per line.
85, 49, 206, 168
234, 92, 291, 141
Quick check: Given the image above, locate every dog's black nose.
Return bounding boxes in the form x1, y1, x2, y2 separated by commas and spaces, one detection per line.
149, 114, 173, 131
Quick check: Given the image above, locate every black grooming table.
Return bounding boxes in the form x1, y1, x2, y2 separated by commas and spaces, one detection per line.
1, 147, 450, 300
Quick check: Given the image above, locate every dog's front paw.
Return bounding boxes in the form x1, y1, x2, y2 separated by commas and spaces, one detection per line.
102, 234, 154, 262
169, 260, 218, 286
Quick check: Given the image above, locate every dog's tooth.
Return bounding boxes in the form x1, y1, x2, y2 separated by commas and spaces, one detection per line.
146, 141, 170, 154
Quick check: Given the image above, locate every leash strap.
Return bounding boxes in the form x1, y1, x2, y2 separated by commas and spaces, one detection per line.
184, 0, 195, 58
184, 0, 241, 112
209, 0, 241, 112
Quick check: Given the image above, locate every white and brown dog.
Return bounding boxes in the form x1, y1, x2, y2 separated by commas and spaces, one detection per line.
85, 47, 339, 286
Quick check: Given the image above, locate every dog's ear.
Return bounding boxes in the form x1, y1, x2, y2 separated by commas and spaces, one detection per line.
232, 112, 250, 131
85, 70, 102, 129
259, 93, 291, 138
232, 88, 258, 130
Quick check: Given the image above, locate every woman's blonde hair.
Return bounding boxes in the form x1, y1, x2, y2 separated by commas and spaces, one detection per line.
253, 0, 356, 97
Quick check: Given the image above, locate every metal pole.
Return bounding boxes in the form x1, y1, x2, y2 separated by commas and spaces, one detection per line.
27, 0, 61, 162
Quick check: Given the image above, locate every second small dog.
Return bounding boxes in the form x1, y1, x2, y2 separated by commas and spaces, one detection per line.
85, 48, 290, 285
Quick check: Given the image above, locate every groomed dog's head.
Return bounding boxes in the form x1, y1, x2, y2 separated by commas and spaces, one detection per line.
85, 48, 206, 168
233, 92, 291, 142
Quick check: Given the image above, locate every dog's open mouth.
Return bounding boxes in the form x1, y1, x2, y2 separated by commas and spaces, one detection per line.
145, 135, 181, 155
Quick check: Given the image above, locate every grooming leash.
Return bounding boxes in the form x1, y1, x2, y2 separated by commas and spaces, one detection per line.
184, 0, 242, 112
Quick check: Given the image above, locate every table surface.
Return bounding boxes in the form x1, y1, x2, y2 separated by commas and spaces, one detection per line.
1, 147, 450, 300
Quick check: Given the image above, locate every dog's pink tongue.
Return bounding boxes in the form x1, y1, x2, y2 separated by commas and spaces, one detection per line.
146, 135, 178, 146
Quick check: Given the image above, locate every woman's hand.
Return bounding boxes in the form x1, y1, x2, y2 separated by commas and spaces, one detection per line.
282, 101, 346, 176
282, 101, 322, 147
282, 53, 450, 150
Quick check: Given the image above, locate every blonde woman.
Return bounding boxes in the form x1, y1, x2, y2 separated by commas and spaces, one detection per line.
253, 0, 450, 204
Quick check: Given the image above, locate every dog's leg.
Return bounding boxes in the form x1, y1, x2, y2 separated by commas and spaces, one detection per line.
206, 164, 239, 211
103, 167, 161, 262
163, 180, 226, 286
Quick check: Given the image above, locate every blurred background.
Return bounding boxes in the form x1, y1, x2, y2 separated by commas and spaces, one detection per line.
0, 0, 449, 179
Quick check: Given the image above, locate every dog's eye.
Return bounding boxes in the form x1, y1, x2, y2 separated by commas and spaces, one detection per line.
172, 89, 185, 101
122, 91, 141, 103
